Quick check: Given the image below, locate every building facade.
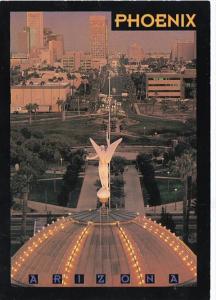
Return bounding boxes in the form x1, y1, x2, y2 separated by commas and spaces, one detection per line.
128, 43, 145, 62
171, 41, 195, 61
27, 12, 44, 51
11, 83, 71, 112
89, 16, 108, 62
17, 27, 30, 55
145, 70, 196, 99
62, 51, 92, 72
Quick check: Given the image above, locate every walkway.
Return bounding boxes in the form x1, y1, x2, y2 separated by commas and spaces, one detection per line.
123, 165, 145, 214
77, 164, 98, 210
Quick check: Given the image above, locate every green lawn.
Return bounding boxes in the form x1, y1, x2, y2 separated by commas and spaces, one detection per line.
157, 179, 184, 204
141, 178, 184, 206
29, 177, 83, 208
11, 111, 189, 147
12, 117, 106, 146
128, 114, 187, 136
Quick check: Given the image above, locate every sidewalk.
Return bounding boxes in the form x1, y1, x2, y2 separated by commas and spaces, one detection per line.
145, 201, 183, 214
77, 164, 98, 210
123, 165, 145, 214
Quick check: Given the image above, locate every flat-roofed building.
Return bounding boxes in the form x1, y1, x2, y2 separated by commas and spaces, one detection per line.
146, 72, 182, 99
27, 12, 44, 51
89, 16, 108, 61
80, 53, 92, 72
128, 43, 144, 62
145, 70, 196, 99
10, 55, 40, 69
17, 27, 30, 55
171, 41, 195, 62
62, 51, 92, 72
11, 82, 70, 112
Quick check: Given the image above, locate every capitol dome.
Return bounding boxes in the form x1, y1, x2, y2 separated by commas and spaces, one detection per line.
11, 209, 196, 287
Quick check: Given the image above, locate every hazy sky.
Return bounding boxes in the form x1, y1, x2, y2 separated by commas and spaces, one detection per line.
11, 12, 195, 53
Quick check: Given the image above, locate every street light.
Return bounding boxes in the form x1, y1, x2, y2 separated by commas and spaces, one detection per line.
161, 157, 164, 166
60, 157, 63, 168
143, 126, 146, 135
174, 188, 178, 210
167, 171, 170, 192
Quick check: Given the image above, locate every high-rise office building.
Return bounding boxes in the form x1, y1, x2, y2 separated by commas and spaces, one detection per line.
27, 12, 44, 51
17, 27, 30, 55
171, 40, 195, 61
44, 28, 64, 59
128, 43, 145, 62
89, 16, 108, 60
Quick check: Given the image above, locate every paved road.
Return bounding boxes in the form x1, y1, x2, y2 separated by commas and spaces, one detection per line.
77, 165, 98, 210
123, 165, 145, 214
11, 112, 107, 124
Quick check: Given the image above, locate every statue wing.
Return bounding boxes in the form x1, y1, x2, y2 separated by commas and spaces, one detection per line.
106, 138, 122, 162
89, 138, 101, 157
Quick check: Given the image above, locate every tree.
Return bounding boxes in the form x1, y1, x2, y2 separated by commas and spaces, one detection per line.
56, 99, 64, 112
159, 207, 176, 233
32, 103, 39, 119
20, 127, 32, 139
151, 97, 157, 114
57, 149, 85, 207
111, 177, 125, 208
70, 74, 77, 96
23, 138, 42, 153
11, 173, 28, 197
170, 149, 197, 243
174, 142, 191, 157
160, 100, 169, 114
25, 103, 34, 125
152, 148, 160, 158
111, 156, 127, 175
137, 153, 161, 206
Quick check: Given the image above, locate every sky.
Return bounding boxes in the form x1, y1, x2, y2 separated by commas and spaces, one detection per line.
10, 12, 195, 53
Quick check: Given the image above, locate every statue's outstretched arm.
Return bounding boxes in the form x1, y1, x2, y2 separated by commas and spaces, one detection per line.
86, 154, 98, 160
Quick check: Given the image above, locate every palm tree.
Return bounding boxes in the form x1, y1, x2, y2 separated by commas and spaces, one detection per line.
32, 103, 39, 119
160, 99, 169, 114
25, 103, 34, 125
56, 99, 64, 112
61, 101, 67, 121
70, 74, 77, 96
171, 149, 197, 243
151, 97, 157, 114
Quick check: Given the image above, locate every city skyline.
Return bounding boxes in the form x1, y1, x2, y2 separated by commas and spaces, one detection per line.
11, 12, 195, 54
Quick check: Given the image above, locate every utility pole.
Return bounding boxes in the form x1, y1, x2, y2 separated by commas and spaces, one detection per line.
21, 187, 28, 243
108, 71, 111, 210
21, 173, 32, 244
183, 176, 188, 243
62, 102, 66, 121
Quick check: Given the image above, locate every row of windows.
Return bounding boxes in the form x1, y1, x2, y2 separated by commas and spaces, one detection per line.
148, 90, 180, 93
148, 77, 180, 80
148, 95, 181, 98
148, 84, 179, 87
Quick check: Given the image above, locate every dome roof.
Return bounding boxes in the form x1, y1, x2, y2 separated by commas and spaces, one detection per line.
11, 209, 196, 287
